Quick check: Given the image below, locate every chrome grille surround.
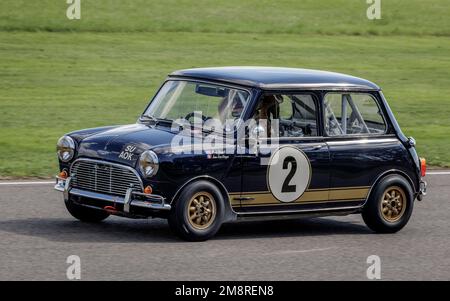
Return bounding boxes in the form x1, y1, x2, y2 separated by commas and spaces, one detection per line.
70, 159, 143, 197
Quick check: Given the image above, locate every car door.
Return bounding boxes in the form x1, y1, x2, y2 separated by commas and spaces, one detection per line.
235, 92, 330, 213
323, 91, 401, 206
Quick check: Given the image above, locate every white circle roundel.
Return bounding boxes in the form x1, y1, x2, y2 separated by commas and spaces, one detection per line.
267, 146, 311, 203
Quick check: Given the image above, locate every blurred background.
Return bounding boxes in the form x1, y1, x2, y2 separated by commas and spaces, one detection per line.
0, 0, 449, 177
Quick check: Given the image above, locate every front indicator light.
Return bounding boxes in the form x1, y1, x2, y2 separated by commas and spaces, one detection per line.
144, 186, 153, 194
59, 170, 68, 179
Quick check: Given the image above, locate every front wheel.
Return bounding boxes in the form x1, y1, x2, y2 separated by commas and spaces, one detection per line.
362, 175, 414, 233
65, 198, 110, 222
168, 181, 224, 241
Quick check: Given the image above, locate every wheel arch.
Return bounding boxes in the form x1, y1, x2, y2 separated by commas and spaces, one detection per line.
170, 175, 237, 222
363, 169, 415, 207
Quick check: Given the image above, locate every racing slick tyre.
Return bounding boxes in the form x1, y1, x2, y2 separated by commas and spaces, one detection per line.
65, 198, 110, 222
168, 180, 225, 241
362, 175, 414, 233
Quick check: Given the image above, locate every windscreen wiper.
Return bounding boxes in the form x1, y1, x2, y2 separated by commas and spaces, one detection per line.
139, 115, 173, 126
139, 114, 158, 124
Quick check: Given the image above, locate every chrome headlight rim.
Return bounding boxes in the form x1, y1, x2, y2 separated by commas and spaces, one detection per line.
139, 150, 159, 178
56, 136, 76, 162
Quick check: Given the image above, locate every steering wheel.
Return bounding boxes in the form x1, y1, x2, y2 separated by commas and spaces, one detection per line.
185, 112, 209, 122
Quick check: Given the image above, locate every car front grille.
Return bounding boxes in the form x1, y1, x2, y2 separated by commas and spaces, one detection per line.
70, 160, 142, 197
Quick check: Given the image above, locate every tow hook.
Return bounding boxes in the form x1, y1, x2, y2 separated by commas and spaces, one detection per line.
104, 205, 118, 214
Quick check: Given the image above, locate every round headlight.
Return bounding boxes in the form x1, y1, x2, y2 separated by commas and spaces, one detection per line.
56, 136, 76, 162
139, 150, 159, 178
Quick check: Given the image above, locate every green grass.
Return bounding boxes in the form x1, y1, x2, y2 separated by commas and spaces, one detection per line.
1, 0, 450, 36
0, 1, 450, 177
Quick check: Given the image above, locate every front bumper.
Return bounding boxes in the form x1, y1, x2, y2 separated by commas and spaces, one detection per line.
55, 176, 171, 213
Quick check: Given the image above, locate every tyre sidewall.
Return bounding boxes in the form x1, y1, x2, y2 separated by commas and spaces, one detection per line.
364, 175, 414, 231
169, 181, 225, 241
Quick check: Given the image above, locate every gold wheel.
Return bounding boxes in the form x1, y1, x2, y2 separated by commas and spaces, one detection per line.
187, 192, 217, 230
380, 186, 407, 222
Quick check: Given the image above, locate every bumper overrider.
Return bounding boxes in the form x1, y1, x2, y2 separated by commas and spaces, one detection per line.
417, 179, 427, 201
55, 175, 171, 215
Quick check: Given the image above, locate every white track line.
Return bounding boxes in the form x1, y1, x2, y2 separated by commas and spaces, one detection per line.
0, 181, 54, 186
427, 171, 450, 175
262, 247, 335, 256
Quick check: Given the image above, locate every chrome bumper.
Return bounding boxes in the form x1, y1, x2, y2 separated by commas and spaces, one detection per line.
54, 176, 171, 212
417, 180, 427, 201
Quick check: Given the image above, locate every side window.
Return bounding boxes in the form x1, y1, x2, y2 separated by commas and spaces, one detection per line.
252, 94, 318, 138
324, 93, 386, 136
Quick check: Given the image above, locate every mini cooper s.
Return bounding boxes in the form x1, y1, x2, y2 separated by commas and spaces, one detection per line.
55, 67, 427, 241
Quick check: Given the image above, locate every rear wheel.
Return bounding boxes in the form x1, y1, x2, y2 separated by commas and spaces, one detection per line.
65, 198, 110, 222
362, 175, 414, 233
168, 181, 224, 241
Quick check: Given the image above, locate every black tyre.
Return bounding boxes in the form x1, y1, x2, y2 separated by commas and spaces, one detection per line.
168, 180, 225, 241
65, 198, 110, 222
362, 175, 414, 233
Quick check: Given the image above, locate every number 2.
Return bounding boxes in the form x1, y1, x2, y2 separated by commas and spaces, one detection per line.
281, 156, 297, 193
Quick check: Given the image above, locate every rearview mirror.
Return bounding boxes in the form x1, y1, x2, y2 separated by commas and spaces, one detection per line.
195, 85, 226, 97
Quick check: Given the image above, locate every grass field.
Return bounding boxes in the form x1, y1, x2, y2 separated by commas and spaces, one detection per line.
2, 0, 450, 36
0, 1, 449, 177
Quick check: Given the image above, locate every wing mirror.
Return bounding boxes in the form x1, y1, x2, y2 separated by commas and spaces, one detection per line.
407, 136, 416, 147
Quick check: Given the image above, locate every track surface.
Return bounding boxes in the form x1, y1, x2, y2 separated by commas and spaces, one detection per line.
0, 173, 448, 280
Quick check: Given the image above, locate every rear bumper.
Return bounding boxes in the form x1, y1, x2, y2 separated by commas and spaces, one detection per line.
417, 179, 427, 201
55, 176, 171, 213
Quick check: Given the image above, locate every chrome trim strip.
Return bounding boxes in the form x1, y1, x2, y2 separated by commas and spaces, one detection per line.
70, 158, 144, 191
262, 83, 377, 91
70, 188, 121, 202
326, 138, 398, 146
237, 205, 362, 216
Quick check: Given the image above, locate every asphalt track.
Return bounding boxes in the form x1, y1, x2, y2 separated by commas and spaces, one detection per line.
0, 172, 448, 280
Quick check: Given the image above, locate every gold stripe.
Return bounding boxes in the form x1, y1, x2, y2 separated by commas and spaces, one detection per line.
229, 186, 370, 207
329, 187, 369, 200
230, 199, 241, 206
240, 198, 364, 207
234, 186, 370, 194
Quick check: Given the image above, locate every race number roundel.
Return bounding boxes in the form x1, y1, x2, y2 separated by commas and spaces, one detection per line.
267, 146, 311, 203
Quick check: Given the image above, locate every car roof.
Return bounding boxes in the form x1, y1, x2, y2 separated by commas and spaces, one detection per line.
169, 66, 380, 91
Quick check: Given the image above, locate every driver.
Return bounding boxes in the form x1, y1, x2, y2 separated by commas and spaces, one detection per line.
217, 95, 244, 122
254, 94, 282, 138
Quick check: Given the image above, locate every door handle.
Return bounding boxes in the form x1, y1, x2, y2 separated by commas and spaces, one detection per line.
312, 145, 324, 150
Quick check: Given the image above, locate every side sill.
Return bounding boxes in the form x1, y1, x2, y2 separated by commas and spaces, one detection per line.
235, 206, 362, 222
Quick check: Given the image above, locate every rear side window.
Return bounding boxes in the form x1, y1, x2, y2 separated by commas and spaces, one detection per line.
324, 93, 386, 136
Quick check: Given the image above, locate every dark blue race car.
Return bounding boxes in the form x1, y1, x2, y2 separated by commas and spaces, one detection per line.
55, 67, 427, 241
